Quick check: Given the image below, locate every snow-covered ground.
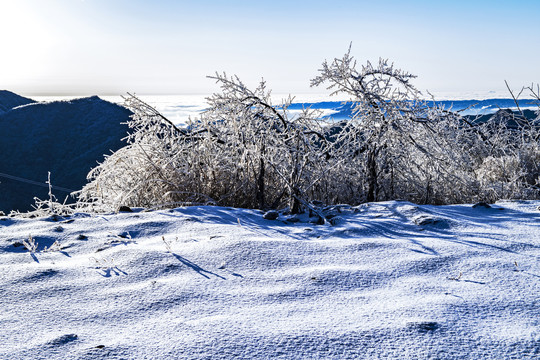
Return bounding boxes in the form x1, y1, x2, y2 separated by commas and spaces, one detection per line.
1, 200, 539, 359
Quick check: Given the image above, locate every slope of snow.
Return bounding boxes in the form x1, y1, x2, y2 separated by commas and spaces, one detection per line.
1, 201, 539, 359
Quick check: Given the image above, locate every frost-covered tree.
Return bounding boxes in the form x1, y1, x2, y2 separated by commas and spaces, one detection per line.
311, 47, 455, 203
201, 73, 332, 213
309, 46, 516, 204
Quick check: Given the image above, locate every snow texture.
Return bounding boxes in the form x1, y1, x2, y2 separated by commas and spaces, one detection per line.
0, 96, 132, 213
1, 200, 539, 359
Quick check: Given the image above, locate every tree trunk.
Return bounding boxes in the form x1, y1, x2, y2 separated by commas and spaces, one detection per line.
289, 163, 301, 214
367, 149, 377, 202
256, 156, 265, 209
290, 191, 301, 214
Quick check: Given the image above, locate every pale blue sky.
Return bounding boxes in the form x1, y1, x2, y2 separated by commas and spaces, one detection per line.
0, 0, 539, 97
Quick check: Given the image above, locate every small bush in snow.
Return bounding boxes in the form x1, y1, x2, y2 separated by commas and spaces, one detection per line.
23, 235, 38, 253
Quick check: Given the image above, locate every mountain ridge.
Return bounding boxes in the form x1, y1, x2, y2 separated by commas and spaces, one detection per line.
0, 90, 36, 114
0, 93, 132, 213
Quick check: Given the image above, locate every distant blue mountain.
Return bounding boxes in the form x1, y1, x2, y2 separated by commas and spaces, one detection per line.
287, 98, 539, 120
425, 98, 540, 114
0, 90, 35, 114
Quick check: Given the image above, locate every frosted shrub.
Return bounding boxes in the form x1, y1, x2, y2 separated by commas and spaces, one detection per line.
476, 155, 522, 199
77, 80, 333, 213
518, 144, 540, 186
76, 50, 540, 213
76, 95, 202, 211
475, 145, 540, 202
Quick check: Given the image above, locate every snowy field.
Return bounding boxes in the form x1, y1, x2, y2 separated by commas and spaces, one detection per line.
1, 200, 539, 359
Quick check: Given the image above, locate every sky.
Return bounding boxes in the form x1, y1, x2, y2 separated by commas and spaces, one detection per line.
0, 0, 539, 98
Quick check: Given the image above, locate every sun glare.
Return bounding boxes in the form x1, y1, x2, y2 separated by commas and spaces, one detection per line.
0, 1, 53, 86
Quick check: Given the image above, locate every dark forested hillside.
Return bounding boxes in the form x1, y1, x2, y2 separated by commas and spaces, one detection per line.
0, 95, 132, 213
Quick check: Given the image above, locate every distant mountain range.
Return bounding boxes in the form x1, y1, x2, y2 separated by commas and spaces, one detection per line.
287, 98, 539, 120
0, 91, 132, 213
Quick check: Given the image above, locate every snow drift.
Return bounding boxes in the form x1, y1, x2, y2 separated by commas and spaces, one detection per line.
0, 94, 132, 213
1, 200, 539, 358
